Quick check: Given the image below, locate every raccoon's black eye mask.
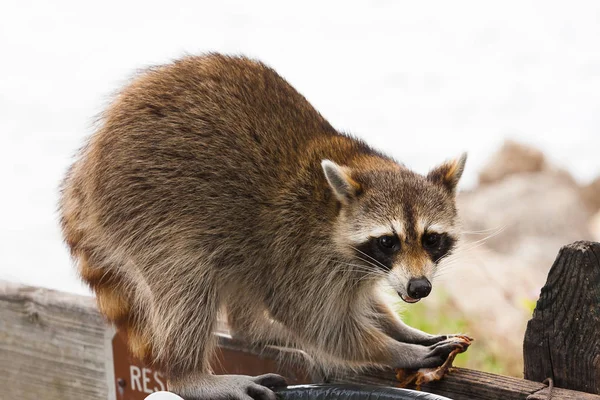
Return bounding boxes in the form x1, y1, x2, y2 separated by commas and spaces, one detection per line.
422, 232, 456, 263
377, 235, 400, 252
353, 234, 401, 272
353, 231, 456, 272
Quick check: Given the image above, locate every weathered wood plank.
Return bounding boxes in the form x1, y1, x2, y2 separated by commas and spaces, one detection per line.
527, 386, 600, 400
342, 368, 545, 400
3, 279, 600, 400
523, 241, 600, 394
0, 281, 227, 400
0, 280, 107, 400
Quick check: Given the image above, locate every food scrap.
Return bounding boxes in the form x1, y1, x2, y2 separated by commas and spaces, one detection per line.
395, 335, 473, 390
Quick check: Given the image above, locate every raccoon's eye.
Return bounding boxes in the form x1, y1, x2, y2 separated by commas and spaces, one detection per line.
422, 232, 442, 248
377, 235, 399, 251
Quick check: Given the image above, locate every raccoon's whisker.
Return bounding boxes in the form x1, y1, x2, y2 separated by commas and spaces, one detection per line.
345, 267, 386, 278
433, 234, 504, 278
330, 265, 382, 290
332, 251, 389, 276
442, 227, 506, 260
433, 260, 461, 272
354, 257, 389, 274
333, 261, 387, 278
335, 265, 383, 277
325, 257, 387, 286
325, 255, 381, 273
350, 246, 389, 271
332, 259, 388, 276
431, 253, 466, 277
460, 225, 507, 246
455, 240, 491, 254
434, 262, 463, 274
434, 266, 455, 275
434, 264, 458, 275
433, 268, 456, 278
432, 272, 453, 281
461, 224, 509, 235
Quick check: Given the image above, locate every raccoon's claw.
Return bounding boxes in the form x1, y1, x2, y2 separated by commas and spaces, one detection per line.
414, 334, 474, 347
415, 335, 448, 346
446, 334, 474, 342
251, 373, 288, 389
395, 347, 462, 389
420, 334, 474, 346
421, 336, 466, 367
395, 336, 472, 390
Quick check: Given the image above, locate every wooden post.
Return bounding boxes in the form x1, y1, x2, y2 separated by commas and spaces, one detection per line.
524, 241, 600, 394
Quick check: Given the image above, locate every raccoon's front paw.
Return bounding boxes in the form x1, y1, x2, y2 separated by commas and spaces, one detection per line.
421, 336, 470, 368
176, 374, 287, 400
413, 335, 449, 346
395, 336, 472, 389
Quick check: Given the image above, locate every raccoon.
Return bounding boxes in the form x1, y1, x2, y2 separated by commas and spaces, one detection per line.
59, 53, 468, 399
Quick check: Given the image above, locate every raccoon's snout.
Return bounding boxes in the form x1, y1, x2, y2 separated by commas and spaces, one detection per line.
406, 278, 432, 300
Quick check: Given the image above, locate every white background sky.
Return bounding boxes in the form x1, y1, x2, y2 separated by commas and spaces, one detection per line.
1, 1, 599, 295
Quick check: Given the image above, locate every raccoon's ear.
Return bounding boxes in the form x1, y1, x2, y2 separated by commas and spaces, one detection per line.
321, 160, 362, 202
427, 153, 467, 193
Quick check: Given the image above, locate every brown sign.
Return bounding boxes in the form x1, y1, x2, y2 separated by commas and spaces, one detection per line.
108, 331, 168, 400
105, 330, 313, 400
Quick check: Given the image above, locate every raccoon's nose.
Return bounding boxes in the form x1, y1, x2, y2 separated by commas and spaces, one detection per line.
407, 278, 432, 299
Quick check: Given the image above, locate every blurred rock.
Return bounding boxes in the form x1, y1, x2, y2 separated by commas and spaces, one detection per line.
590, 210, 600, 242
436, 244, 537, 376
580, 176, 600, 213
478, 140, 546, 185
458, 172, 593, 269
433, 140, 597, 376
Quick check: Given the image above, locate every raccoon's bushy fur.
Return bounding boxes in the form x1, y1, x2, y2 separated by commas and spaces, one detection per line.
60, 53, 466, 398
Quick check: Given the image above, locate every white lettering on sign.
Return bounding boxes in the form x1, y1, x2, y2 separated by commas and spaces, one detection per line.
142, 367, 152, 393
154, 371, 167, 391
130, 365, 167, 394
131, 366, 143, 391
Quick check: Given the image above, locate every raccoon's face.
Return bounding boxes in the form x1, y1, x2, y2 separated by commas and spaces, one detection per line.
322, 154, 466, 303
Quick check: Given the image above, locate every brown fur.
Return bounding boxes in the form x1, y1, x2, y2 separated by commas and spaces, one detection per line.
59, 53, 466, 395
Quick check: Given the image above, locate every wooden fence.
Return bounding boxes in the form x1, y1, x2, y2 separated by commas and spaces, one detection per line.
1, 241, 599, 400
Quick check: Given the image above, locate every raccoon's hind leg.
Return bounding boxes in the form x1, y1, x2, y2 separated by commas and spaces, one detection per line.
226, 290, 298, 349
61, 181, 155, 362
77, 252, 155, 363
171, 373, 287, 400
226, 290, 328, 384
153, 272, 287, 400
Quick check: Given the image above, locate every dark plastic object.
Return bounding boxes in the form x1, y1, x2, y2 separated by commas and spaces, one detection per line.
274, 384, 453, 400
